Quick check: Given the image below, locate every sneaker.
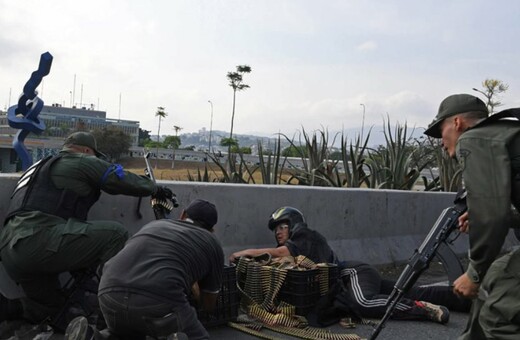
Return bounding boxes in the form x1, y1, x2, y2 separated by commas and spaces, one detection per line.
415, 301, 450, 324
64, 316, 94, 340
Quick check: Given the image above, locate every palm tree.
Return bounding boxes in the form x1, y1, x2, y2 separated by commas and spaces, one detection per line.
155, 106, 167, 168
227, 65, 252, 141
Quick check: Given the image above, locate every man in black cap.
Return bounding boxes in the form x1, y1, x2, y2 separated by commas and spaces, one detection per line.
0, 131, 173, 333
67, 199, 223, 340
425, 93, 520, 339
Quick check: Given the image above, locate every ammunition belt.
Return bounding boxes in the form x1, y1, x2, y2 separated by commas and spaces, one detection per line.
233, 256, 363, 340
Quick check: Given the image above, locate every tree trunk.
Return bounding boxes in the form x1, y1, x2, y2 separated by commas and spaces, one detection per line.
156, 116, 162, 169
230, 89, 237, 140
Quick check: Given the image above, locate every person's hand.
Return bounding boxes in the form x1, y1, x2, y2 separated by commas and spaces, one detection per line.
229, 253, 239, 264
229, 251, 246, 264
153, 186, 173, 200
453, 273, 479, 299
191, 282, 200, 303
458, 211, 470, 233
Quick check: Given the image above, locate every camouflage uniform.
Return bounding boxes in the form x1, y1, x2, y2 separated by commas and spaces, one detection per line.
0, 147, 156, 323
456, 120, 520, 339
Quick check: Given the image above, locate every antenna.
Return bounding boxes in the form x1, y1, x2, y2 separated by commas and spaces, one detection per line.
72, 74, 76, 107
118, 93, 122, 120
80, 84, 83, 107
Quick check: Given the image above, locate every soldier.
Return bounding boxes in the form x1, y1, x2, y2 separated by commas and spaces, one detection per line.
0, 131, 172, 332
424, 93, 520, 339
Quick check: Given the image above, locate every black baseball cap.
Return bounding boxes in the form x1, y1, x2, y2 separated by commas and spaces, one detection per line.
424, 94, 488, 138
63, 131, 105, 158
185, 199, 218, 231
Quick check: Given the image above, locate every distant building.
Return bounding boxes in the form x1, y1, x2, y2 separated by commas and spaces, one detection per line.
0, 104, 139, 172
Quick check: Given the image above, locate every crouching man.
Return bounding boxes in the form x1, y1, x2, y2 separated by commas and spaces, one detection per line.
66, 199, 224, 340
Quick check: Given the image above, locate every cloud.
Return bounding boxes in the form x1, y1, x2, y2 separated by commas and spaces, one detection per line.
356, 41, 377, 52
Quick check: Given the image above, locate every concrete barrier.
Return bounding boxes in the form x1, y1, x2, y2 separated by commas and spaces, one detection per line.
0, 174, 518, 265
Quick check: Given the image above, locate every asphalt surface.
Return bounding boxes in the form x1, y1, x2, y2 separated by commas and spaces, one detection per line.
2, 261, 470, 340
208, 312, 468, 339
205, 260, 470, 340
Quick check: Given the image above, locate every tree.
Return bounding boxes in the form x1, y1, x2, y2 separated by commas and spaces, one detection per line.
163, 135, 181, 149
472, 79, 509, 114
282, 145, 308, 157
230, 146, 252, 154
220, 137, 238, 147
138, 128, 151, 147
173, 125, 183, 136
164, 135, 181, 169
227, 65, 252, 141
92, 126, 132, 162
155, 106, 167, 168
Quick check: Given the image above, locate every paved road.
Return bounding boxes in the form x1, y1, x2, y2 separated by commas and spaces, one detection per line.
4, 262, 470, 339
208, 312, 468, 339
207, 261, 469, 340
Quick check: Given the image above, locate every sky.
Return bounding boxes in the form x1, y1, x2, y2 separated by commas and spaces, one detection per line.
1, 0, 520, 141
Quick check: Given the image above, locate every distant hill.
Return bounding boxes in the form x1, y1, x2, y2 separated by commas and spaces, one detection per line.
174, 125, 426, 152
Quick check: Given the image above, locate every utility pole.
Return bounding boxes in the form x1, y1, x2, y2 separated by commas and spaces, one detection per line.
360, 103, 366, 141
208, 100, 214, 152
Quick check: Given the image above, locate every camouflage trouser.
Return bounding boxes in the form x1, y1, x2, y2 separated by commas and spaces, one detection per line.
459, 249, 520, 340
0, 219, 128, 324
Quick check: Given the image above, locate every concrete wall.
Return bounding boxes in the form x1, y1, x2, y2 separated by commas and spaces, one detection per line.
0, 174, 518, 265
0, 149, 16, 173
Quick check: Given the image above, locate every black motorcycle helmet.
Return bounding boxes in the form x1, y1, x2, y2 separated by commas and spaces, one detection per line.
268, 206, 305, 233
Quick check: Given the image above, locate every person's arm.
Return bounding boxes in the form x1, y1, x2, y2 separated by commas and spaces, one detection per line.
200, 291, 219, 313
81, 156, 156, 196
454, 136, 512, 297
229, 246, 291, 263
190, 281, 217, 312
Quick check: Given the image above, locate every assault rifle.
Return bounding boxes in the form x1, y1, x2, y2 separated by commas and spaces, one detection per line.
369, 190, 467, 340
136, 150, 178, 220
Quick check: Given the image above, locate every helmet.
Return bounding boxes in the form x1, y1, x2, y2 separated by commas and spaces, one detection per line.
268, 206, 305, 232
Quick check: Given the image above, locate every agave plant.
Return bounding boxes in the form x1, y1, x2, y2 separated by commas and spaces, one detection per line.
340, 129, 372, 188
427, 138, 462, 192
206, 150, 257, 184
257, 135, 287, 185
186, 163, 215, 182
366, 117, 425, 190
282, 127, 339, 187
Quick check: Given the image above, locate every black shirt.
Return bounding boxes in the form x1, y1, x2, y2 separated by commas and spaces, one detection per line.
99, 219, 224, 301
284, 223, 338, 264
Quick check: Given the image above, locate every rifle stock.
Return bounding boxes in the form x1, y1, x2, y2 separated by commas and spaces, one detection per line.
370, 191, 467, 340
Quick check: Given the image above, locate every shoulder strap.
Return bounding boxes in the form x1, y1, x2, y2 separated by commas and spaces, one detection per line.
482, 108, 520, 125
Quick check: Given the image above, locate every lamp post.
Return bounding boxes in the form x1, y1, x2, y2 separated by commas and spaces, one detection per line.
208, 100, 214, 152
360, 103, 366, 141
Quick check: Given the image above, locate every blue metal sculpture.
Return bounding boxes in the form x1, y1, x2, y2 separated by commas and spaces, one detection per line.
7, 52, 53, 170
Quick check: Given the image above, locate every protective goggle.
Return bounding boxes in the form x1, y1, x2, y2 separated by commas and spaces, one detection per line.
274, 223, 289, 233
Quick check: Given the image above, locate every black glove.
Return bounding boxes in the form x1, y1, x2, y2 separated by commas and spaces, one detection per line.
153, 186, 173, 201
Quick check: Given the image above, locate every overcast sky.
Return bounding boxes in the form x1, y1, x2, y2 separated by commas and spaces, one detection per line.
1, 0, 519, 139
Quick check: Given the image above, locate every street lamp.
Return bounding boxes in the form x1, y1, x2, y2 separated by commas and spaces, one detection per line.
360, 103, 366, 140
208, 100, 214, 153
